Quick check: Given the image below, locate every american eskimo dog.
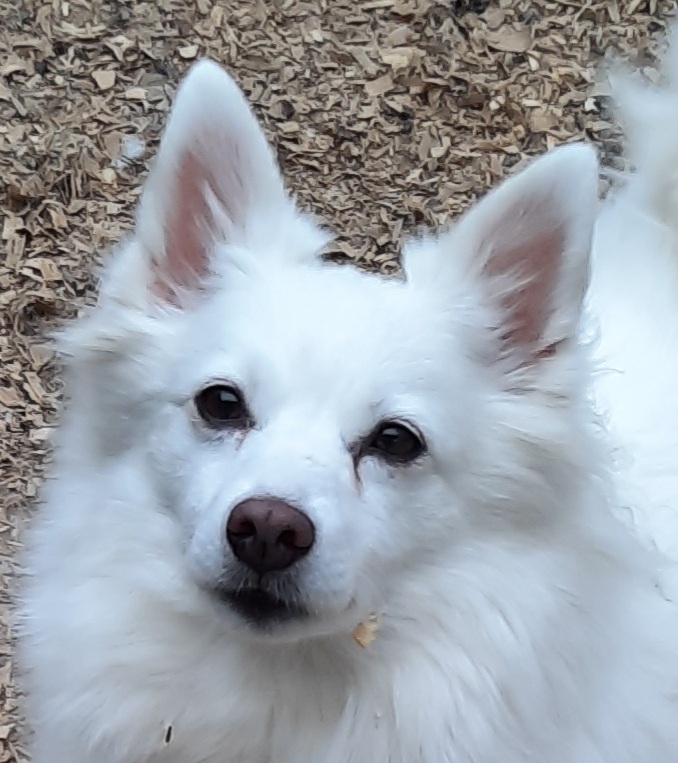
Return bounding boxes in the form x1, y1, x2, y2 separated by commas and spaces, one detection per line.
18, 33, 678, 763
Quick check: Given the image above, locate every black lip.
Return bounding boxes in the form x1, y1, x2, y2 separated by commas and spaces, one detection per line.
217, 587, 309, 626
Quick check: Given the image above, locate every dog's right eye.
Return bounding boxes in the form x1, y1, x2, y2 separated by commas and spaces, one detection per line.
195, 385, 251, 429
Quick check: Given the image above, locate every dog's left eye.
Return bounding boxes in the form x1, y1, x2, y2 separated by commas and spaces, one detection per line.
365, 421, 426, 463
195, 385, 251, 429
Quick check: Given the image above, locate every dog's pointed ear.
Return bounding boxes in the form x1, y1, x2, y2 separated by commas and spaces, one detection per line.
135, 60, 288, 302
455, 144, 598, 358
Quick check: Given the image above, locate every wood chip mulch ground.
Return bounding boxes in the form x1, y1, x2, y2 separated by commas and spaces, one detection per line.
1, 0, 676, 759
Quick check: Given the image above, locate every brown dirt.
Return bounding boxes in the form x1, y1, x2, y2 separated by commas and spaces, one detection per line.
1, 0, 676, 759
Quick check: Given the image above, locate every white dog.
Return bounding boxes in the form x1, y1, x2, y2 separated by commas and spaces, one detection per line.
18, 32, 678, 763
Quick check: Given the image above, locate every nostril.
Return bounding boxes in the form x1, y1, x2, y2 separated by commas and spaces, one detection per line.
278, 527, 310, 551
229, 517, 256, 539
277, 528, 296, 549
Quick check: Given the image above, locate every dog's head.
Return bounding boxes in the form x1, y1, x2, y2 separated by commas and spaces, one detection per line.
64, 61, 598, 640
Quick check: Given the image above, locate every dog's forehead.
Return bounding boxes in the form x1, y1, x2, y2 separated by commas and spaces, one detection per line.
227, 263, 439, 357
184, 261, 461, 397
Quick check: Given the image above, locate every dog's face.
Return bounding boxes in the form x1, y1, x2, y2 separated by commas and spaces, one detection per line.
152, 256, 482, 638
69, 62, 598, 640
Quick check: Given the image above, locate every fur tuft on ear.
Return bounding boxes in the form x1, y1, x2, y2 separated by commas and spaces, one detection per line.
409, 144, 599, 360
135, 60, 292, 303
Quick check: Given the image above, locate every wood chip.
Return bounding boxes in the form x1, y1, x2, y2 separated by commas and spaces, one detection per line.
365, 74, 394, 97
125, 87, 147, 101
179, 44, 199, 60
484, 27, 533, 54
92, 69, 116, 91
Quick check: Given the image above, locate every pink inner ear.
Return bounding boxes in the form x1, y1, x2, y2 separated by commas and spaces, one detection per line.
152, 150, 215, 302
484, 223, 563, 349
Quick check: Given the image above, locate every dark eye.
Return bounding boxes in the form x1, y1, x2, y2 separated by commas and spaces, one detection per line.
365, 421, 426, 463
195, 385, 250, 429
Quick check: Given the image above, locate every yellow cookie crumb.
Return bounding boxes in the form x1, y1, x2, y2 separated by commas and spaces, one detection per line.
352, 614, 380, 648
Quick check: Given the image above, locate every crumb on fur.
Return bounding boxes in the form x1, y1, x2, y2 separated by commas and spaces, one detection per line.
352, 614, 381, 648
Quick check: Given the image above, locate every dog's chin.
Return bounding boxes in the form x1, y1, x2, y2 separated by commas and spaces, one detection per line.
215, 587, 310, 631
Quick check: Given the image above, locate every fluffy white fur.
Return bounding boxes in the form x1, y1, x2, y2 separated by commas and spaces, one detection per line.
18, 37, 678, 763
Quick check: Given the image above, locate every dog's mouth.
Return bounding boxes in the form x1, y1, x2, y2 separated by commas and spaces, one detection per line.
214, 586, 309, 627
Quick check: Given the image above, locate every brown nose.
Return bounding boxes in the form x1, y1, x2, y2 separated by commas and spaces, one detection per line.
226, 498, 315, 575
